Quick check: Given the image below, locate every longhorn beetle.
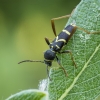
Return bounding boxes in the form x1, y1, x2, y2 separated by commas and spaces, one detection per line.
18, 11, 100, 80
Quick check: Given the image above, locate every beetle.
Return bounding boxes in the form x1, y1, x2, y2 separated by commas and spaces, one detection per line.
18, 12, 100, 80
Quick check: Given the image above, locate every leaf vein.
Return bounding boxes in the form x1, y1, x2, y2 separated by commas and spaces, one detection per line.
58, 43, 100, 100
74, 74, 100, 86
68, 85, 100, 95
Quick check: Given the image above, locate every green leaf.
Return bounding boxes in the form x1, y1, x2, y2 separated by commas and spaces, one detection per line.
6, 89, 48, 100
48, 0, 100, 100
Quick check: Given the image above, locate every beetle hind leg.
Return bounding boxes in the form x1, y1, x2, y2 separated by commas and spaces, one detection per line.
51, 14, 71, 37
76, 26, 100, 34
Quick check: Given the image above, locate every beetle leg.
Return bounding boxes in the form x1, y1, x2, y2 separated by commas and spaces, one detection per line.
51, 8, 75, 37
51, 15, 71, 37
56, 56, 68, 76
76, 26, 100, 34
60, 50, 77, 68
46, 65, 51, 81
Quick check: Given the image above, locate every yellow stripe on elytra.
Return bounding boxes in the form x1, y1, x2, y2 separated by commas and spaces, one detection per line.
70, 23, 76, 27
55, 36, 66, 43
57, 39, 66, 43
62, 30, 71, 35
56, 45, 60, 49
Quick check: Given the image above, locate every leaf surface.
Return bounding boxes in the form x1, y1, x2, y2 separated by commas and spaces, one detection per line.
6, 89, 48, 100
48, 0, 100, 100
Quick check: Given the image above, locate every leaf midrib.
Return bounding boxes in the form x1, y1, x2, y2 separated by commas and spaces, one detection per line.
58, 43, 100, 100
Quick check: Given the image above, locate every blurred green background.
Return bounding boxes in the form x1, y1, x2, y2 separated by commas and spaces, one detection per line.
1, 0, 99, 100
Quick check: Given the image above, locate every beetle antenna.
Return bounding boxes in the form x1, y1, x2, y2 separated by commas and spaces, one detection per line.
18, 60, 44, 64
46, 65, 51, 81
